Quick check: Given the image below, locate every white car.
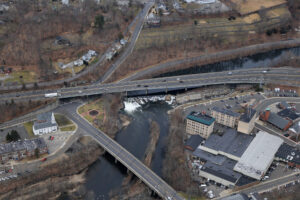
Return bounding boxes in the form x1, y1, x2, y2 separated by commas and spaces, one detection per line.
228, 71, 232, 75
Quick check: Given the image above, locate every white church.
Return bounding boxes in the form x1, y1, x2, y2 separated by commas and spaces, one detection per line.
33, 112, 58, 135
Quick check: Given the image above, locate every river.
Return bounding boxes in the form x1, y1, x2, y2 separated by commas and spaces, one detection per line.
85, 99, 172, 199
154, 47, 300, 78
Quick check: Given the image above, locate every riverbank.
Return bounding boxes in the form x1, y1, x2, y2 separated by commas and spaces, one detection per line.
118, 39, 300, 82
110, 120, 161, 200
0, 136, 103, 200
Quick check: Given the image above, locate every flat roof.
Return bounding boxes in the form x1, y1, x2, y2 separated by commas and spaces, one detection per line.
201, 157, 242, 184
202, 128, 254, 159
239, 108, 256, 123
234, 131, 283, 180
184, 135, 205, 151
212, 107, 240, 117
220, 193, 249, 200
187, 111, 215, 126
275, 143, 300, 165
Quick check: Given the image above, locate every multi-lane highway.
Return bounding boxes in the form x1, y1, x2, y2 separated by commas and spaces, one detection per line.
0, 67, 299, 102
56, 103, 183, 200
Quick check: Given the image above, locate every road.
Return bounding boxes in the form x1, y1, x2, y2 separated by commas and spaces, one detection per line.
0, 0, 154, 92
119, 38, 300, 82
0, 67, 299, 102
97, 0, 154, 83
56, 102, 184, 200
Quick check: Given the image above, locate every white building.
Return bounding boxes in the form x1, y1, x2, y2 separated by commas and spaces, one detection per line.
233, 131, 283, 180
33, 112, 58, 135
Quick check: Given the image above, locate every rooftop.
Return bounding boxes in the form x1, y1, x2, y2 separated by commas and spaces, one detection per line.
267, 112, 291, 130
277, 109, 299, 121
289, 121, 300, 134
275, 143, 300, 165
201, 128, 254, 159
234, 131, 283, 180
184, 135, 205, 151
220, 193, 249, 200
34, 112, 57, 130
280, 101, 291, 109
212, 107, 240, 117
187, 112, 215, 126
239, 108, 256, 123
0, 138, 47, 155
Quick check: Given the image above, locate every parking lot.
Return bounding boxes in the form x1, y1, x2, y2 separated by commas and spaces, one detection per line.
183, 92, 265, 117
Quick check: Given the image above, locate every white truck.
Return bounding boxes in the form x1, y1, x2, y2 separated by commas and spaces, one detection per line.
44, 93, 59, 98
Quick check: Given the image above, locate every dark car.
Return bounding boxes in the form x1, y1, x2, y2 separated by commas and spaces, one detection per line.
144, 85, 148, 87
137, 84, 141, 87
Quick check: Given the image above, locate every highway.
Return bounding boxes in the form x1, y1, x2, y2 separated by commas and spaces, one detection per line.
0, 67, 299, 102
98, 0, 155, 83
56, 102, 183, 200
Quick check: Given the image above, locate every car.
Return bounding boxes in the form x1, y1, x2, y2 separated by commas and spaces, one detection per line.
137, 84, 141, 87
284, 133, 290, 137
179, 80, 184, 83
200, 184, 207, 187
78, 90, 82, 93
177, 78, 181, 81
144, 85, 148, 87
262, 70, 267, 73
228, 71, 232, 75
83, 87, 87, 89
41, 158, 47, 162
162, 80, 166, 82
16, 94, 20, 97
296, 174, 300, 177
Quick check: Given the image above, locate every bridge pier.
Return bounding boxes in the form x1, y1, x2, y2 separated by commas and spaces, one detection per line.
114, 158, 118, 164
165, 87, 168, 93
126, 91, 128, 97
146, 89, 148, 95
126, 168, 130, 174
185, 87, 187, 91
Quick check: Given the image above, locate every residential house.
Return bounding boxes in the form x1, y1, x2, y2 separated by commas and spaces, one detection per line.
260, 108, 293, 131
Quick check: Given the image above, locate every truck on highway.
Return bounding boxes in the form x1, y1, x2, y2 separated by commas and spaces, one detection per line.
44, 93, 60, 98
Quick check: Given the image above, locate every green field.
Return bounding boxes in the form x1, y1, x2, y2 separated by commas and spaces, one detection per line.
60, 125, 76, 132
78, 99, 105, 128
54, 114, 73, 126
3, 71, 37, 84
23, 121, 36, 138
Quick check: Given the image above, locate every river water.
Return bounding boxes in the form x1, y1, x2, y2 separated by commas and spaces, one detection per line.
84, 47, 300, 199
85, 100, 172, 199
154, 47, 300, 78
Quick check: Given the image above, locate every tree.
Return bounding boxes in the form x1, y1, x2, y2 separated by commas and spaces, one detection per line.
94, 15, 105, 30
6, 130, 21, 142
118, 32, 123, 40
34, 148, 40, 158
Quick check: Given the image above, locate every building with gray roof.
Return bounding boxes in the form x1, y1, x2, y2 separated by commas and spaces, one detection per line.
260, 109, 293, 131
200, 128, 254, 161
234, 131, 283, 180
220, 193, 249, 200
184, 135, 204, 151
275, 143, 300, 167
33, 112, 58, 135
212, 107, 240, 128
237, 108, 256, 134
277, 109, 299, 121
0, 138, 48, 163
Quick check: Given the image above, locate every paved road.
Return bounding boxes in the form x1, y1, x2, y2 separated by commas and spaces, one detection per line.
56, 102, 184, 200
0, 1, 153, 92
97, 0, 154, 83
0, 67, 299, 102
119, 39, 300, 82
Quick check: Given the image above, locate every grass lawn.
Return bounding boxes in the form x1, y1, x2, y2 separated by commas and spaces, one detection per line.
4, 71, 37, 84
78, 99, 105, 127
23, 121, 36, 138
60, 125, 76, 132
54, 114, 73, 126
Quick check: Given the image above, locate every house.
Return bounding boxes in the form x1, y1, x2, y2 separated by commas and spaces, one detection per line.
211, 107, 240, 128
33, 112, 58, 135
186, 112, 215, 138
0, 138, 48, 163
277, 108, 299, 121
120, 39, 128, 46
260, 108, 293, 131
237, 108, 256, 134
74, 59, 84, 66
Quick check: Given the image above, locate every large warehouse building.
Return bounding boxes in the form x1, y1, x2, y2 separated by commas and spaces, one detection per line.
234, 131, 283, 180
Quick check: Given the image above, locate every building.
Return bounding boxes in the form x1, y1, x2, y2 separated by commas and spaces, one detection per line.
0, 138, 48, 163
289, 121, 300, 139
199, 128, 254, 161
184, 135, 205, 151
211, 107, 240, 128
277, 109, 299, 121
278, 101, 291, 109
221, 193, 249, 200
33, 112, 58, 135
234, 131, 283, 180
186, 112, 215, 138
260, 108, 293, 131
237, 108, 256, 134
275, 143, 300, 168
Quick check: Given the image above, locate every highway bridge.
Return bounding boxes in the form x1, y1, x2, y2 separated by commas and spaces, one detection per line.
1, 67, 299, 102
57, 103, 184, 200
